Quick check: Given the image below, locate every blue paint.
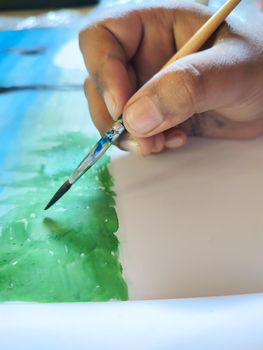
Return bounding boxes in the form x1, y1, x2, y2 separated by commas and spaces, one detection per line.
0, 28, 77, 86
93, 130, 114, 156
0, 91, 35, 164
95, 136, 110, 153
105, 129, 115, 141
0, 27, 80, 178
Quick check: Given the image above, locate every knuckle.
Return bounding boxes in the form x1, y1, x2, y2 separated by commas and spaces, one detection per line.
79, 25, 96, 53
151, 63, 205, 123
79, 23, 110, 96
176, 63, 205, 113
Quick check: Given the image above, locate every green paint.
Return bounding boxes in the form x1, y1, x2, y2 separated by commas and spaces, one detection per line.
0, 132, 128, 302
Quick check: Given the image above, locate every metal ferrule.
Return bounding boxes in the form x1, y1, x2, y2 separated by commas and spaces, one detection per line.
69, 118, 125, 185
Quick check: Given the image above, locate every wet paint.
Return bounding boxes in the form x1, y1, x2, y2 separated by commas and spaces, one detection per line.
0, 132, 128, 302
0, 27, 128, 302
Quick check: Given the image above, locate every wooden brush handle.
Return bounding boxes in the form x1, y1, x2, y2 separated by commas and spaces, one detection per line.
163, 0, 241, 68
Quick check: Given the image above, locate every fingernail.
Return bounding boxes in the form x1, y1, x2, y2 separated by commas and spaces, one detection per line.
165, 134, 183, 149
125, 96, 164, 134
119, 139, 141, 155
104, 91, 119, 121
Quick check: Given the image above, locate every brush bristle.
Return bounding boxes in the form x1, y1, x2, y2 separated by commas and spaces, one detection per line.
44, 180, 71, 210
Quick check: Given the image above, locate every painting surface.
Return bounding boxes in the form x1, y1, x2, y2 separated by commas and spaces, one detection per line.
0, 27, 128, 301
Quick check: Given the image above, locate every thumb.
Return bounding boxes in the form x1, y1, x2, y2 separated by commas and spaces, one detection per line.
123, 41, 251, 138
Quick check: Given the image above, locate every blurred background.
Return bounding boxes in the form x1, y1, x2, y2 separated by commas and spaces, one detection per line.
0, 0, 98, 11
0, 1, 262, 36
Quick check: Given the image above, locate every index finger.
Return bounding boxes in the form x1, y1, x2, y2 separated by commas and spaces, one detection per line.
79, 11, 143, 119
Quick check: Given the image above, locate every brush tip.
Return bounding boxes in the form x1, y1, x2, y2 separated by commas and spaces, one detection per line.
44, 180, 71, 210
44, 203, 52, 211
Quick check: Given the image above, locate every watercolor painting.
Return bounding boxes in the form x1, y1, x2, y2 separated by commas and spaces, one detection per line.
0, 27, 128, 301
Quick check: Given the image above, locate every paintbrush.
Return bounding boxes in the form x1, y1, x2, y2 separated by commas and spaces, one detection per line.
45, 0, 241, 210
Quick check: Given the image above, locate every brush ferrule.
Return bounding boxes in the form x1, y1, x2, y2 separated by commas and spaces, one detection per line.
69, 119, 125, 185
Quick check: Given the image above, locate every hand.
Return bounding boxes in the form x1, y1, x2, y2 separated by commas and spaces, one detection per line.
79, 1, 263, 155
